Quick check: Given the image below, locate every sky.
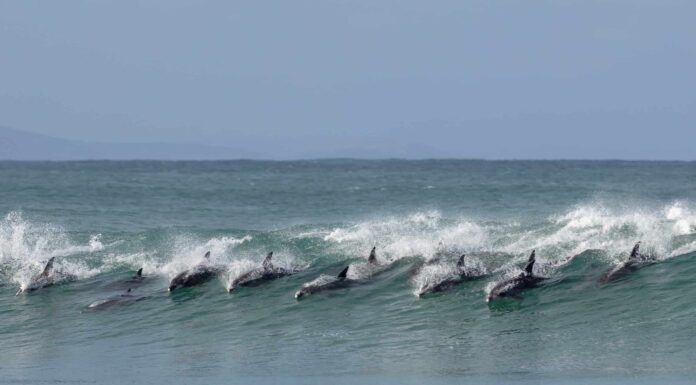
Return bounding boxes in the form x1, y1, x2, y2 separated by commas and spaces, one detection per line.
0, 0, 694, 159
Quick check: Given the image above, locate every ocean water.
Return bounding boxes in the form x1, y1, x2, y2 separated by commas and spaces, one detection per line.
1, 160, 696, 384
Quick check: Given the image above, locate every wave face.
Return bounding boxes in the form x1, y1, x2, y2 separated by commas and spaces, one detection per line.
1, 160, 696, 384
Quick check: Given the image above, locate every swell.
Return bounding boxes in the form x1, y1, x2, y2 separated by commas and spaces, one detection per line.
1, 200, 695, 298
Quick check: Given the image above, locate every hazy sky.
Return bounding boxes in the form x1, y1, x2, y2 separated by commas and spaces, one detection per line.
1, 1, 694, 159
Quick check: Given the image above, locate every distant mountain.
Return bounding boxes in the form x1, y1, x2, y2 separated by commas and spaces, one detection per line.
0, 127, 258, 160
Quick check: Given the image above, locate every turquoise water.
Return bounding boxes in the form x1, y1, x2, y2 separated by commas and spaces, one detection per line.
1, 160, 696, 384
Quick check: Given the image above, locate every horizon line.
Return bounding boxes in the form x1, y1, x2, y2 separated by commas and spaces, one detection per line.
1, 158, 695, 163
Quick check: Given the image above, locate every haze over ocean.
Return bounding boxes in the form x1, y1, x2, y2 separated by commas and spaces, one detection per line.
1, 1, 694, 160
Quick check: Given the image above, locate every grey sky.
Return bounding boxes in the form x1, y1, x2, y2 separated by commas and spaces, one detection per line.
1, 1, 694, 159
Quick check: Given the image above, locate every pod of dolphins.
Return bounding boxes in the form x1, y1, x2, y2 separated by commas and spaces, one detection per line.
14, 241, 657, 309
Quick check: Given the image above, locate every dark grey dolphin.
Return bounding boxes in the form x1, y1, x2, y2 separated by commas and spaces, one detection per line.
168, 251, 222, 292
486, 250, 547, 302
16, 257, 76, 295
87, 288, 147, 310
294, 246, 380, 300
104, 267, 145, 290
367, 246, 377, 264
125, 267, 144, 284
600, 242, 656, 283
416, 254, 484, 297
227, 252, 296, 292
294, 266, 350, 300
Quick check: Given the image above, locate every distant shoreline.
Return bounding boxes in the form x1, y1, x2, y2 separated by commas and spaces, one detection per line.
1, 158, 695, 163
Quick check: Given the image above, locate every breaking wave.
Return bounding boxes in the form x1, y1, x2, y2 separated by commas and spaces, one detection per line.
1, 201, 696, 293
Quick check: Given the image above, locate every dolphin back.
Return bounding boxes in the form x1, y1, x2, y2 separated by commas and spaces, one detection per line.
629, 242, 641, 261
337, 266, 350, 279
457, 254, 466, 268
368, 247, 377, 264
523, 250, 536, 275
40, 257, 55, 278
262, 252, 274, 270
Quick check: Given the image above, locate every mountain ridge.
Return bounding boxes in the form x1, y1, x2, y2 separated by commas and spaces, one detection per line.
0, 126, 259, 160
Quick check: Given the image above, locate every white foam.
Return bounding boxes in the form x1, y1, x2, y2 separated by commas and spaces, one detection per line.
665, 202, 696, 235
301, 274, 338, 288
412, 263, 461, 296
321, 202, 696, 276
324, 210, 487, 262
1, 211, 68, 263
3, 200, 696, 290
159, 235, 253, 279
0, 212, 104, 289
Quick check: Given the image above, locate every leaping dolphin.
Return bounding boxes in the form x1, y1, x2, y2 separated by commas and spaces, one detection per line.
168, 251, 222, 292
227, 252, 296, 292
600, 242, 656, 283
16, 257, 76, 295
486, 250, 547, 302
415, 254, 485, 297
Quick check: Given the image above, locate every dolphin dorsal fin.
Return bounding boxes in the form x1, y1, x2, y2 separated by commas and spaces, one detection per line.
368, 247, 377, 264
524, 250, 536, 275
457, 254, 466, 268
136, 268, 143, 277
337, 266, 350, 279
629, 241, 641, 260
40, 257, 55, 278
204, 251, 211, 260
262, 252, 273, 270
127, 288, 132, 293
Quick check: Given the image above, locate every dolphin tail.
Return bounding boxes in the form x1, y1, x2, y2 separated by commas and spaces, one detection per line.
40, 257, 55, 278
457, 254, 466, 268
368, 246, 377, 263
337, 266, 350, 279
262, 252, 274, 270
629, 241, 641, 260
136, 268, 143, 277
524, 250, 536, 275
204, 251, 211, 259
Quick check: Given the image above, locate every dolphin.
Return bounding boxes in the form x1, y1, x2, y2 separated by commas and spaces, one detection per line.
227, 252, 296, 292
294, 266, 350, 300
600, 242, 656, 283
125, 267, 145, 284
294, 246, 380, 300
16, 257, 76, 295
87, 288, 147, 310
168, 251, 222, 292
415, 254, 484, 297
367, 246, 377, 264
411, 254, 445, 277
411, 242, 466, 277
486, 250, 547, 302
103, 267, 145, 290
